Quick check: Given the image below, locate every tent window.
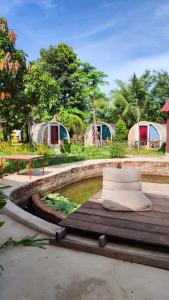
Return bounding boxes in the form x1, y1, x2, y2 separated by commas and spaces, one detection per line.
149, 125, 159, 141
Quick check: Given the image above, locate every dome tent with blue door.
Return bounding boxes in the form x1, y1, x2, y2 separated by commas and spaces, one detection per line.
85, 121, 115, 146
128, 121, 166, 149
32, 118, 70, 147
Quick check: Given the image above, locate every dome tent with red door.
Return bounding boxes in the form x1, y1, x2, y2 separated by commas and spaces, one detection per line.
128, 121, 166, 149
32, 119, 70, 147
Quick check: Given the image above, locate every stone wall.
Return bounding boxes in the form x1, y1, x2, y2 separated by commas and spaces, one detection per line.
10, 159, 169, 209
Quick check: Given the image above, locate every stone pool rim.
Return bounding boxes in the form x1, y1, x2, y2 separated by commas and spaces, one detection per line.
2, 158, 169, 237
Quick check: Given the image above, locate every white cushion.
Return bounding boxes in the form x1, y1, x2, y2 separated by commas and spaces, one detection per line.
102, 190, 152, 211
103, 180, 142, 191
103, 168, 141, 183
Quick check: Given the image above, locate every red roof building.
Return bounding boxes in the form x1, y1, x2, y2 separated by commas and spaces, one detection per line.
161, 99, 169, 112
161, 99, 169, 154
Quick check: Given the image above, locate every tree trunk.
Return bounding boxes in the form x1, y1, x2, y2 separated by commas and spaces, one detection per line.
137, 106, 140, 152
92, 101, 99, 149
27, 114, 33, 146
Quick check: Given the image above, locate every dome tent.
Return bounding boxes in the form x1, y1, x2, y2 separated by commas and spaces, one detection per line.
32, 119, 70, 147
128, 121, 166, 149
85, 121, 115, 146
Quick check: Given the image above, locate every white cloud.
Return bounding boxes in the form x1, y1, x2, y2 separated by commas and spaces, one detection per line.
78, 20, 117, 39
102, 53, 169, 93
34, 0, 57, 10
0, 0, 57, 15
154, 3, 169, 17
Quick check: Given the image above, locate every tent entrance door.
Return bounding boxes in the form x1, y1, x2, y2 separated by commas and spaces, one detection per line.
93, 125, 102, 145
51, 125, 58, 145
139, 125, 148, 146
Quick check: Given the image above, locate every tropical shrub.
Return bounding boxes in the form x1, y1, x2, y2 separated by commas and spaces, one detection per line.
60, 139, 72, 154
35, 144, 48, 155
115, 118, 128, 141
71, 144, 85, 156
109, 142, 126, 158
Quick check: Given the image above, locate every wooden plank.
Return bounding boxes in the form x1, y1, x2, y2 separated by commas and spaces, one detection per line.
87, 194, 169, 214
59, 218, 169, 248
77, 206, 169, 226
83, 198, 169, 215
52, 234, 169, 270
83, 194, 169, 212
68, 212, 169, 235
55, 228, 67, 241
99, 235, 108, 248
77, 203, 169, 227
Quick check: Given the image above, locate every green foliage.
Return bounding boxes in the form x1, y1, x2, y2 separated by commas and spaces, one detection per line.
57, 106, 86, 135
38, 43, 80, 109
43, 193, 80, 214
24, 63, 59, 120
60, 139, 72, 154
71, 144, 85, 156
111, 70, 169, 128
0, 235, 48, 250
109, 142, 126, 158
127, 147, 164, 156
111, 74, 144, 128
0, 18, 27, 137
32, 143, 48, 155
115, 118, 128, 141
0, 184, 48, 274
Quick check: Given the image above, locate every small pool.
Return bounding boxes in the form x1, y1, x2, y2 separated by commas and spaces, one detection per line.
58, 175, 169, 205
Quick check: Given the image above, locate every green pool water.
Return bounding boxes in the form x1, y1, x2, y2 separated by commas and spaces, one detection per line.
58, 175, 169, 205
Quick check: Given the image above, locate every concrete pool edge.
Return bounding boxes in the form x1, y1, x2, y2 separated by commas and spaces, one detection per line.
1, 157, 169, 236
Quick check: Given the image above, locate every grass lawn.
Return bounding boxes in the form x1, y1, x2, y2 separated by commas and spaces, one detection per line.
0, 142, 165, 175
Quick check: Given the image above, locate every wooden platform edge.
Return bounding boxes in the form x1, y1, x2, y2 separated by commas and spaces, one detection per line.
49, 234, 169, 271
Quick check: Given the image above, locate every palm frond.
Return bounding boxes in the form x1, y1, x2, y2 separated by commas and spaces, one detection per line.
0, 234, 48, 250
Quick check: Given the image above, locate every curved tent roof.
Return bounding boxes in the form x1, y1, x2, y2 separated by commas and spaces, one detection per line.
32, 120, 69, 145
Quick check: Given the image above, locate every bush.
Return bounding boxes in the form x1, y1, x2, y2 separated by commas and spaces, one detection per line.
60, 139, 72, 154
35, 144, 48, 155
109, 142, 126, 158
71, 144, 85, 156
115, 118, 128, 141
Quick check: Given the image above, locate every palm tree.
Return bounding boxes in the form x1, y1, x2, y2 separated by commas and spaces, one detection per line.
56, 107, 87, 139
111, 74, 145, 128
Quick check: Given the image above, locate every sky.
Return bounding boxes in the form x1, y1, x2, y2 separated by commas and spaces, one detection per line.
1, 0, 169, 93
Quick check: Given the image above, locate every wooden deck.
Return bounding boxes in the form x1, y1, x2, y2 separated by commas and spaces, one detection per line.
56, 192, 169, 269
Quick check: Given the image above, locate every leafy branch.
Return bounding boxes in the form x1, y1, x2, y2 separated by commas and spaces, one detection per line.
0, 234, 48, 250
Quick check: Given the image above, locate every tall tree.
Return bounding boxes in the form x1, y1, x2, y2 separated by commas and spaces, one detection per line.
37, 43, 81, 108
0, 17, 27, 138
111, 74, 147, 128
75, 62, 108, 147
23, 62, 60, 143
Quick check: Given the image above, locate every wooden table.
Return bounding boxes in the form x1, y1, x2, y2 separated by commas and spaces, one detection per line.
0, 155, 45, 180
